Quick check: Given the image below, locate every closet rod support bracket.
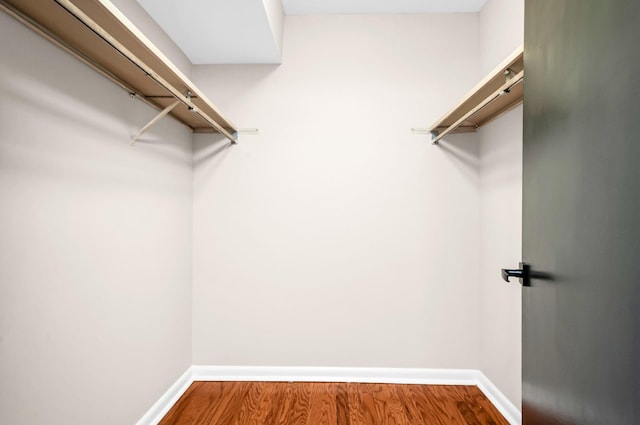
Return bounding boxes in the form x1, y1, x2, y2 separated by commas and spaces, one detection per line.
131, 100, 180, 146
431, 130, 440, 145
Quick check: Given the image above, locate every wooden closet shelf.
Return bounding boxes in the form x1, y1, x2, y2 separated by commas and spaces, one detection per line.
0, 0, 238, 142
430, 45, 524, 144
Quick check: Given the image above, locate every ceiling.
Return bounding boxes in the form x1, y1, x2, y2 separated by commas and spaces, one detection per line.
283, 0, 488, 15
136, 0, 284, 64
136, 0, 488, 65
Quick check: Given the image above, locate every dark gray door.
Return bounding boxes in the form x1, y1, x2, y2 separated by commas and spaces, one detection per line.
522, 1, 640, 424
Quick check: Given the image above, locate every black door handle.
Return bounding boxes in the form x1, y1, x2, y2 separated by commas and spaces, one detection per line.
502, 262, 530, 286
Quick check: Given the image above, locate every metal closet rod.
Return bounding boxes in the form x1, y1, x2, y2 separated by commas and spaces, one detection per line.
431, 70, 524, 145
52, 0, 237, 142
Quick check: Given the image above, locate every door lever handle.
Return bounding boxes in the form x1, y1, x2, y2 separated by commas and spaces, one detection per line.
502, 268, 523, 281
501, 262, 531, 286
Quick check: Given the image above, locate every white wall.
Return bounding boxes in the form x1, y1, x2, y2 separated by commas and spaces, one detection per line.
478, 0, 525, 408
0, 12, 192, 425
479, 0, 525, 75
191, 15, 484, 368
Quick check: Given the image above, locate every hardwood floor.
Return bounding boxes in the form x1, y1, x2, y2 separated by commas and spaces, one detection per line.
158, 382, 510, 425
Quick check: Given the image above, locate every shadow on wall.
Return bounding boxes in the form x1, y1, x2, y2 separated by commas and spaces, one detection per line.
0, 74, 191, 172
1, 76, 129, 140
192, 135, 235, 185
478, 107, 523, 188
193, 136, 234, 167
436, 133, 481, 185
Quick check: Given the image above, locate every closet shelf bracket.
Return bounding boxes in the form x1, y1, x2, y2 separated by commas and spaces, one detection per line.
131, 100, 180, 145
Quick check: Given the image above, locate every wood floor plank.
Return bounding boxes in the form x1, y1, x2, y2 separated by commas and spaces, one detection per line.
401, 384, 446, 425
307, 382, 337, 425
260, 382, 290, 425
379, 384, 411, 425
158, 381, 229, 425
356, 383, 383, 424
287, 382, 313, 425
345, 383, 366, 425
268, 382, 313, 425
203, 381, 252, 425
230, 381, 271, 425
395, 384, 428, 424
358, 383, 410, 425
335, 383, 350, 425
457, 386, 509, 425
159, 381, 509, 425
426, 385, 470, 424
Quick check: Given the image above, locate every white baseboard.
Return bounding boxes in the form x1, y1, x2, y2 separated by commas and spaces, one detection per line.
135, 367, 193, 425
191, 365, 481, 385
476, 370, 521, 425
138, 366, 521, 425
